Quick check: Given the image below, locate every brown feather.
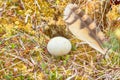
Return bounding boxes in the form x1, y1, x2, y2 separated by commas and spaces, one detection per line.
64, 3, 106, 54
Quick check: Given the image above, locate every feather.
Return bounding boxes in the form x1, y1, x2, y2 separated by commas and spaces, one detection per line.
63, 3, 106, 54
110, 0, 120, 5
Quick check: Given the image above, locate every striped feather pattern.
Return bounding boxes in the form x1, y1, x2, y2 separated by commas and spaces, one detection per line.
63, 3, 106, 54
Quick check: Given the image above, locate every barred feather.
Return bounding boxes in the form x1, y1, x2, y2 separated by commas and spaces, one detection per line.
63, 3, 106, 54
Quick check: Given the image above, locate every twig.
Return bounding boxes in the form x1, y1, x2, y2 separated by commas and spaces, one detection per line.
34, 0, 41, 11
6, 53, 34, 67
19, 0, 25, 10
30, 55, 36, 65
0, 2, 6, 17
25, 14, 30, 23
0, 61, 22, 72
1, 33, 20, 43
19, 37, 26, 50
66, 69, 77, 80
34, 71, 37, 80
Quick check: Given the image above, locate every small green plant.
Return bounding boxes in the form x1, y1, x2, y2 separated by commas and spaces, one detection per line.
0, 41, 2, 44
49, 71, 62, 80
4, 72, 13, 80
71, 43, 77, 51
63, 55, 70, 65
20, 74, 25, 80
11, 43, 16, 49
41, 62, 47, 70
104, 31, 120, 52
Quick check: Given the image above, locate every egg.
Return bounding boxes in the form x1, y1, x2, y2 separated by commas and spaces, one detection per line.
47, 36, 72, 56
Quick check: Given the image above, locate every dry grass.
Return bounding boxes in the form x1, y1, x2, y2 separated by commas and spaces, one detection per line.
0, 0, 120, 80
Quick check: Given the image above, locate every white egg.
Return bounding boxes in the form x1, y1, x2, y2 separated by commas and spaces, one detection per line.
47, 36, 72, 56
